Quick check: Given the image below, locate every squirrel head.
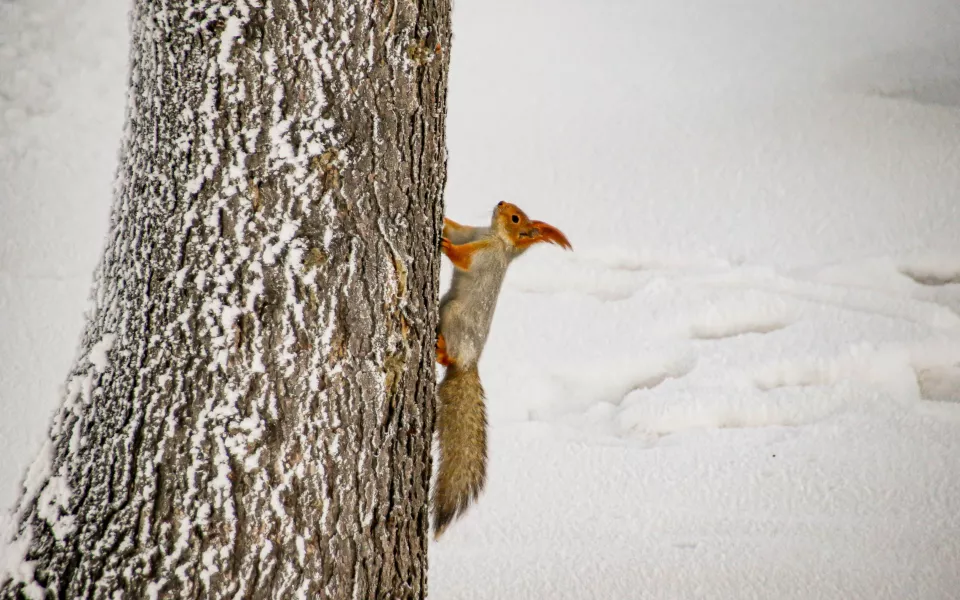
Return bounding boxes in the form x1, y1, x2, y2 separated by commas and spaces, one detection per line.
492, 202, 572, 253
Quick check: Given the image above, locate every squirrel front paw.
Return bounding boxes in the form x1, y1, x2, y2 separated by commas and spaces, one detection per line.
439, 236, 488, 270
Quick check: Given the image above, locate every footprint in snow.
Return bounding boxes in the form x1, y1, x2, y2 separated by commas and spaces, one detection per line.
530, 355, 698, 423
899, 265, 960, 287
688, 318, 791, 341
754, 364, 835, 392
915, 365, 960, 403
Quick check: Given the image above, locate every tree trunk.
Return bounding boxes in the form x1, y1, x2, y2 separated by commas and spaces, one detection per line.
0, 0, 449, 597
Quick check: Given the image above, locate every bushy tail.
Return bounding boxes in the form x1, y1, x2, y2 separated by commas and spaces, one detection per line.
433, 364, 487, 538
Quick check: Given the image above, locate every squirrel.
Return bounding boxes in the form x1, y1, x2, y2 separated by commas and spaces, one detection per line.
433, 201, 571, 537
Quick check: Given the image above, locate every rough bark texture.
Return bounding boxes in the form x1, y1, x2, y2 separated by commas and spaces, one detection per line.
0, 0, 449, 598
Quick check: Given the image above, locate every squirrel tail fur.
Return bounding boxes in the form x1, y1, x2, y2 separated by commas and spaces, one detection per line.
433, 363, 487, 538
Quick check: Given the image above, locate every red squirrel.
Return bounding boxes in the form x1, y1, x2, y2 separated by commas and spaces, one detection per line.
433, 201, 571, 536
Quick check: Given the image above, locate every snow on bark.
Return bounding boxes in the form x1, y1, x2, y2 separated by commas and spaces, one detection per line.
1, 0, 449, 598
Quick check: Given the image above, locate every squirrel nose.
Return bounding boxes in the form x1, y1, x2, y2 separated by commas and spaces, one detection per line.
497, 201, 504, 207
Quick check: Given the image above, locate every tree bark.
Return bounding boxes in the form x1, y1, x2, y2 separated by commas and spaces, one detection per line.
1, 0, 449, 598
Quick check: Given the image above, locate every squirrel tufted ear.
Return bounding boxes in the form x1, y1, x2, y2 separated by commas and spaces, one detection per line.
530, 220, 572, 250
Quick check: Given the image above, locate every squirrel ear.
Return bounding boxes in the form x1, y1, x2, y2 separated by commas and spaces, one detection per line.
530, 220, 572, 250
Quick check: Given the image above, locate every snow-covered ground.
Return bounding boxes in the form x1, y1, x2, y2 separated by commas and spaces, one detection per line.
3, 0, 960, 597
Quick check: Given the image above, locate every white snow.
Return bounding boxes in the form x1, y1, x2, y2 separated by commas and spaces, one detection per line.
34, 474, 75, 540
216, 16, 243, 76
87, 333, 116, 373
3, 0, 960, 597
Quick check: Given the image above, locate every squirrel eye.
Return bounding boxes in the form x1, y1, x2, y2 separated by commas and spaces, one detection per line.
511, 215, 519, 223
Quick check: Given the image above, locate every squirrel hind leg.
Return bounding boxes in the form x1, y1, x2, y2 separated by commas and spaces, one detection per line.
436, 333, 452, 366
